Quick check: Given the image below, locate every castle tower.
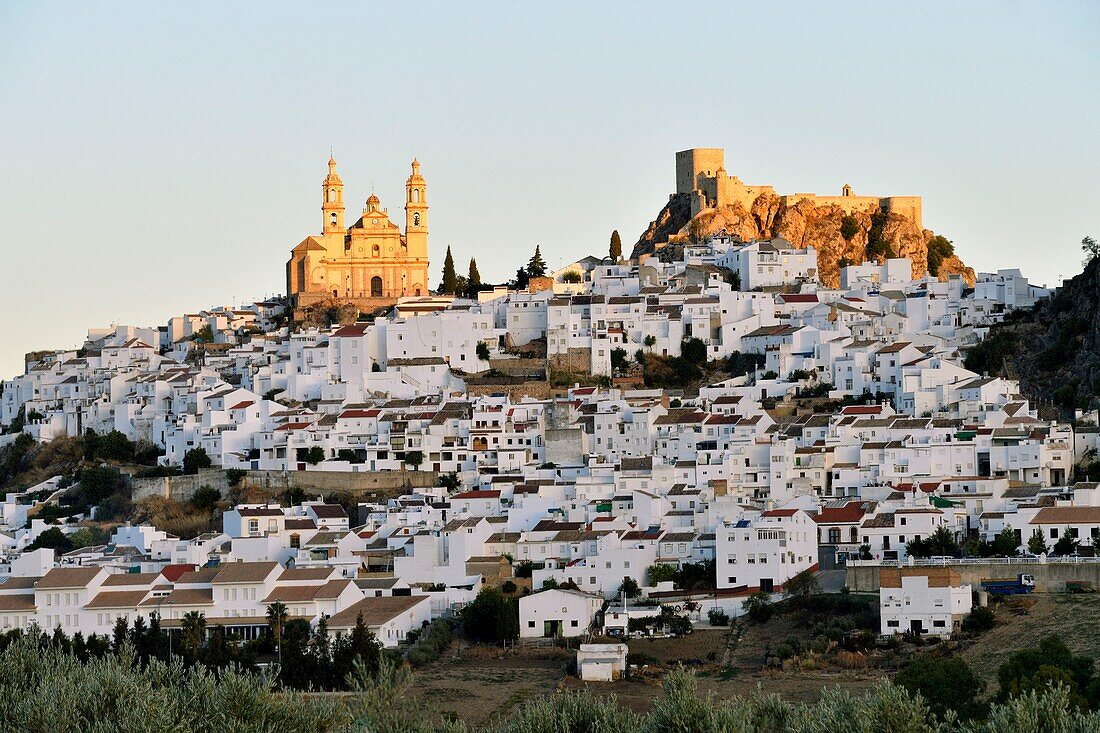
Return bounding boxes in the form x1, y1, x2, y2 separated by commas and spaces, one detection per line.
322, 155, 345, 234
404, 158, 428, 259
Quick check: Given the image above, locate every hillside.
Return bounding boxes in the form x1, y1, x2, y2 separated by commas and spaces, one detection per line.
965, 253, 1100, 413
632, 192, 974, 288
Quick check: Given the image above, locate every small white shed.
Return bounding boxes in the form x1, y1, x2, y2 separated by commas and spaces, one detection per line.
577, 643, 628, 682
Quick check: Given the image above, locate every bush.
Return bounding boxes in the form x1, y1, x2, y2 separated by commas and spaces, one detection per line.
742, 592, 773, 624
680, 337, 707, 365
642, 356, 701, 389
406, 618, 454, 668
182, 447, 212, 475
461, 587, 519, 643
840, 214, 860, 241
225, 468, 247, 487
476, 341, 491, 361
895, 653, 984, 720
96, 430, 135, 462
647, 563, 677, 585
189, 486, 221, 512
926, 234, 955, 277
707, 608, 729, 627
963, 606, 995, 634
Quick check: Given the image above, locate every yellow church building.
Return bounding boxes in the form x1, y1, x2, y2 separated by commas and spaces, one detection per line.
287, 156, 430, 309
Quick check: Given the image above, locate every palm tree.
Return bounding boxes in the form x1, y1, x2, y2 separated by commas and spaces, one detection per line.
267, 601, 288, 666
180, 610, 206, 657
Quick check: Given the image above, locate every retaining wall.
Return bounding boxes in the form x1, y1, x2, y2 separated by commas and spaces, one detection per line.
846, 560, 1100, 593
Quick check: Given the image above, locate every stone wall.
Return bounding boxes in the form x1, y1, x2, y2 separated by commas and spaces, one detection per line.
465, 381, 555, 401
487, 357, 546, 378
846, 560, 1100, 594
131, 469, 229, 502
131, 468, 439, 503
548, 347, 591, 375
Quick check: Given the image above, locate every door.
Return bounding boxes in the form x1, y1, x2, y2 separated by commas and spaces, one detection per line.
370, 276, 383, 297
910, 620, 923, 635
760, 578, 773, 593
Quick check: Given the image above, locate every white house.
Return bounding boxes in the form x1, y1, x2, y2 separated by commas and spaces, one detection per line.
325, 594, 432, 648
519, 587, 604, 638
716, 509, 818, 592
879, 567, 972, 638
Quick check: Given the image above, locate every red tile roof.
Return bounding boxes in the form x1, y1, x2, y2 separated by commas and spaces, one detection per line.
452, 490, 501, 500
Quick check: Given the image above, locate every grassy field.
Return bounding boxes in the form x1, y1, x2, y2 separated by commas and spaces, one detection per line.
408, 593, 1100, 725
957, 594, 1100, 686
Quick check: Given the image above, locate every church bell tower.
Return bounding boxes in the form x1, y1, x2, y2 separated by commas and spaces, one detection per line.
404, 158, 428, 258
322, 155, 345, 234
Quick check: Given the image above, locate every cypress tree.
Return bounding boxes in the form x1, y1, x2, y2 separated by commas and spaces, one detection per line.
526, 244, 547, 278
440, 246, 457, 294
610, 229, 622, 261
467, 258, 482, 299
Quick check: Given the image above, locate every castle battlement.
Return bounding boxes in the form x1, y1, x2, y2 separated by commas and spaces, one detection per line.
675, 148, 922, 229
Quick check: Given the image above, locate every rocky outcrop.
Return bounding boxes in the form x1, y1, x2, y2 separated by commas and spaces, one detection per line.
966, 256, 1100, 415
632, 194, 974, 288
294, 298, 362, 329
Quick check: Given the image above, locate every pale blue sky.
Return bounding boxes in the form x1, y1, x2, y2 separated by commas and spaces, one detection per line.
1, 1, 1097, 377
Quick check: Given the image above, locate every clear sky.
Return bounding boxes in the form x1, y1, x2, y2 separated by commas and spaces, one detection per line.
1, 1, 1097, 378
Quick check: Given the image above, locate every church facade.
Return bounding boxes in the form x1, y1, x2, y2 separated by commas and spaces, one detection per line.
287, 157, 430, 310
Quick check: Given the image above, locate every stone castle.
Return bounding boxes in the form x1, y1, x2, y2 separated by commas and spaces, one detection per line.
287, 157, 430, 310
676, 148, 922, 228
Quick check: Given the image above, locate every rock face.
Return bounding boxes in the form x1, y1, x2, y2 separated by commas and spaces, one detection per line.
966, 256, 1100, 415
632, 194, 974, 288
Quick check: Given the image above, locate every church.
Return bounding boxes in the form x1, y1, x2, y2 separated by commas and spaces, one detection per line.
287, 156, 430, 310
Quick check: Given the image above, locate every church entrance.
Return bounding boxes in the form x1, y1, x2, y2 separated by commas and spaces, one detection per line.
370, 276, 383, 297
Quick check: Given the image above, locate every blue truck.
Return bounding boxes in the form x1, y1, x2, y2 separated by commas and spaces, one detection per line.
980, 574, 1036, 596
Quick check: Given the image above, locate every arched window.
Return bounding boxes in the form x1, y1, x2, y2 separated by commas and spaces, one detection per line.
413, 189, 420, 203
413, 212, 421, 226
372, 244, 380, 257
370, 276, 383, 297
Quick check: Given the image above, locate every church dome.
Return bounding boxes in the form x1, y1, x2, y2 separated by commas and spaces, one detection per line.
366, 193, 380, 206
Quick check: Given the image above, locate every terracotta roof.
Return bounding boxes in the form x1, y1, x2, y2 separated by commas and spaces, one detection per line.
36, 567, 102, 589
814, 501, 872, 524
86, 590, 150, 609
210, 562, 279, 584
102, 572, 163, 587
452, 490, 501, 500
236, 507, 284, 517
140, 588, 213, 607
0, 594, 36, 612
1031, 507, 1100, 525
173, 567, 221, 585
308, 504, 348, 519
326, 595, 429, 629
276, 567, 334, 582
